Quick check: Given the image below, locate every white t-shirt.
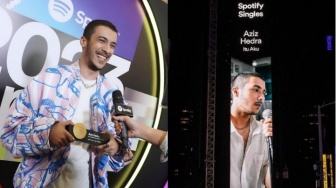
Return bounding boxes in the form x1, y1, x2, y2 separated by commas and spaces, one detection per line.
230, 117, 269, 188
47, 78, 96, 188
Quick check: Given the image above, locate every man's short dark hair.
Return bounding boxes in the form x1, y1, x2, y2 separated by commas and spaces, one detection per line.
83, 19, 118, 40
232, 72, 265, 88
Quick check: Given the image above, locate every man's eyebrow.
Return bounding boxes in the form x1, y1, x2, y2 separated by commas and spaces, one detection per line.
98, 36, 107, 40
252, 85, 267, 92
252, 85, 262, 89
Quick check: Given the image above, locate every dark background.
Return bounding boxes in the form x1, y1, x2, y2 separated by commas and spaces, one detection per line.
169, 0, 335, 187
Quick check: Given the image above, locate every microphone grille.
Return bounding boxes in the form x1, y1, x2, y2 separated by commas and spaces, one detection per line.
262, 109, 272, 119
112, 90, 123, 104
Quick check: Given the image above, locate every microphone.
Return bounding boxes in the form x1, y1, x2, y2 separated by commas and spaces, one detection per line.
262, 109, 272, 120
262, 109, 273, 159
112, 90, 133, 149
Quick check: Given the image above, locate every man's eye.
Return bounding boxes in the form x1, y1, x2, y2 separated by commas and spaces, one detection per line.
252, 88, 267, 96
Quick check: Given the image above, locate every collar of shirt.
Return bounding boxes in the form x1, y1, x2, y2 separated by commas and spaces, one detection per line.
230, 116, 262, 136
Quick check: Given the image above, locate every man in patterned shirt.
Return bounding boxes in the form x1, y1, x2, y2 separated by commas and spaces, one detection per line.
1, 19, 132, 188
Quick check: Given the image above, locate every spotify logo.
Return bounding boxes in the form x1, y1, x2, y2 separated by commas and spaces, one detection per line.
48, 0, 74, 22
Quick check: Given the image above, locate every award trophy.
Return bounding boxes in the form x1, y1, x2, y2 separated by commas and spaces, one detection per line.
66, 123, 110, 146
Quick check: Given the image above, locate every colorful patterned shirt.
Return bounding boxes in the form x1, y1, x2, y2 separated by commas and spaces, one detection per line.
1, 61, 129, 188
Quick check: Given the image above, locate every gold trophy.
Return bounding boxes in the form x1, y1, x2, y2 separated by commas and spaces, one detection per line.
66, 123, 110, 146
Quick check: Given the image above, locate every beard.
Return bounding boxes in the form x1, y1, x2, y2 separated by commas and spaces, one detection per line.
84, 43, 103, 72
241, 97, 260, 115
246, 110, 258, 115
88, 60, 101, 71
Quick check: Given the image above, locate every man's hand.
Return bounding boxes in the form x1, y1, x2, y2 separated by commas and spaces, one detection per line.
112, 116, 140, 138
260, 117, 272, 137
49, 120, 75, 148
95, 131, 119, 156
112, 115, 167, 147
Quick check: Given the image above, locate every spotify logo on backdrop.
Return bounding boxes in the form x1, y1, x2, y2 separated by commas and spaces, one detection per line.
48, 0, 74, 22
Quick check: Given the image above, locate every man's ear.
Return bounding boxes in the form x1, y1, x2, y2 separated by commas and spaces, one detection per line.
232, 87, 239, 97
80, 36, 87, 48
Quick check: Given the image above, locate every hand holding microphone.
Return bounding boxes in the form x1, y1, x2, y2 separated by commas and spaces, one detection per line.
262, 109, 273, 138
111, 90, 167, 163
262, 109, 273, 160
112, 90, 133, 151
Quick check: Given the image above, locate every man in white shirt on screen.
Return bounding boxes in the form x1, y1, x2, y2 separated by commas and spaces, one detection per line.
230, 72, 272, 188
